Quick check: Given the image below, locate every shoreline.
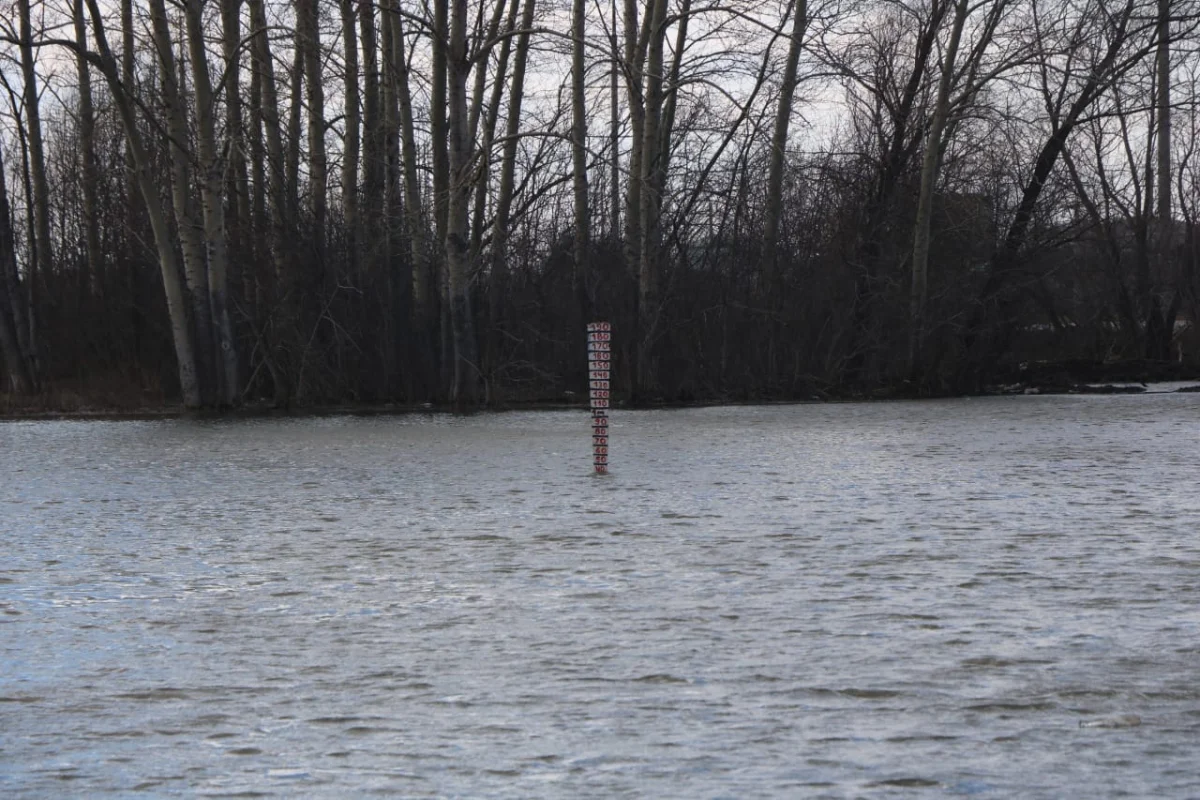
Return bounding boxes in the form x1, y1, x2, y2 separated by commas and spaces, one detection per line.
4, 380, 1200, 422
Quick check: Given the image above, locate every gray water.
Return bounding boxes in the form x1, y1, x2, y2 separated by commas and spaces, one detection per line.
2, 396, 1199, 798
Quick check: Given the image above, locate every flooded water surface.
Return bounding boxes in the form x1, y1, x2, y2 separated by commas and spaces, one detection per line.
2, 396, 1199, 797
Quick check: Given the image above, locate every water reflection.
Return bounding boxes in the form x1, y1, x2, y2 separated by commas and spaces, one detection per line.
3, 395, 1199, 796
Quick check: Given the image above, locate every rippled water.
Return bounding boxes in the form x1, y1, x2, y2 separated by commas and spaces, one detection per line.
2, 395, 1200, 797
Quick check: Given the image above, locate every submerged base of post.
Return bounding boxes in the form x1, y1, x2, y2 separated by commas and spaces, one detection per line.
586, 322, 611, 474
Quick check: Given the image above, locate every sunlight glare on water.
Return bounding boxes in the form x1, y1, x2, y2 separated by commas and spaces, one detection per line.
2, 395, 1199, 797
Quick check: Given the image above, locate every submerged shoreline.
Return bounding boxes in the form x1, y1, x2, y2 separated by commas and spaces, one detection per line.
4, 373, 1200, 422
5, 393, 1200, 797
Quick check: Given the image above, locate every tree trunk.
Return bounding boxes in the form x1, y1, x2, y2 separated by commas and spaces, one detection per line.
248, 0, 290, 273
360, 0, 382, 245
298, 0, 328, 264
842, 0, 950, 388
341, 0, 361, 271
470, 0, 521, 262
657, 0, 690, 182
571, 0, 591, 305
247, 7, 265, 247
249, 56, 266, 279
380, 0, 402, 392
84, 0, 201, 407
0, 144, 33, 393
186, 0, 241, 406
432, 0, 452, 392
1150, 0, 1173, 359
249, 0, 296, 403
1156, 0, 1172, 223
12, 104, 36, 365
468, 0, 510, 147
609, 0, 620, 241
17, 0, 47, 371
73, 0, 102, 299
622, 0, 651, 277
221, 0, 250, 293
431, 0, 450, 244
149, 0, 217, 405
444, 0, 480, 404
392, 7, 433, 397
763, 0, 809, 285
121, 0, 135, 206
636, 0, 669, 392
285, 40, 304, 226
491, 0, 536, 307
909, 0, 967, 382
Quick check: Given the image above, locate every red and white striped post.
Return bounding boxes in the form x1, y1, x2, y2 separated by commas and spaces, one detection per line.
586, 322, 611, 474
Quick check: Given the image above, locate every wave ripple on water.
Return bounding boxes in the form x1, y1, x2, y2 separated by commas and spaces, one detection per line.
2, 395, 1199, 797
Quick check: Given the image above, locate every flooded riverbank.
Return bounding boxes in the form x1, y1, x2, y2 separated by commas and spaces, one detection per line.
3, 395, 1199, 797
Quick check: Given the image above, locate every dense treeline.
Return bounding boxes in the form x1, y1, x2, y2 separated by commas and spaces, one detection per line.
2, 0, 1200, 409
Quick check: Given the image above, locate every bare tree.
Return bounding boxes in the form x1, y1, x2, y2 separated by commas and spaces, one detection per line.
184, 0, 240, 405
635, 0, 668, 392
491, 0, 536, 295
469, 0, 521, 263
1150, 0, 1177, 360
571, 0, 591, 301
341, 0, 361, 266
431, 0, 450, 247
79, 0, 202, 406
622, 0, 652, 278
17, 0, 48, 365
248, 0, 296, 403
73, 0, 101, 298
1157, 0, 1172, 222
298, 0, 327, 263
764, 0, 810, 285
829, 0, 952, 385
149, 0, 217, 403
359, 0, 382, 253
6, 0, 1200, 409
387, 3, 430, 332
609, 0, 620, 241
221, 0, 251, 285
248, 0, 289, 282
0, 143, 34, 393
444, 0, 481, 403
962, 0, 1196, 385
909, 0, 968, 379
285, 29, 303, 225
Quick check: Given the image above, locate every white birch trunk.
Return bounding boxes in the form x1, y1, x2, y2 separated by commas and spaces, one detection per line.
185, 0, 241, 406
149, 0, 217, 404
84, 0, 201, 407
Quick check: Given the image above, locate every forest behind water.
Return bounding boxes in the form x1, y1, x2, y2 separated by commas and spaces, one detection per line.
2, 0, 1200, 410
